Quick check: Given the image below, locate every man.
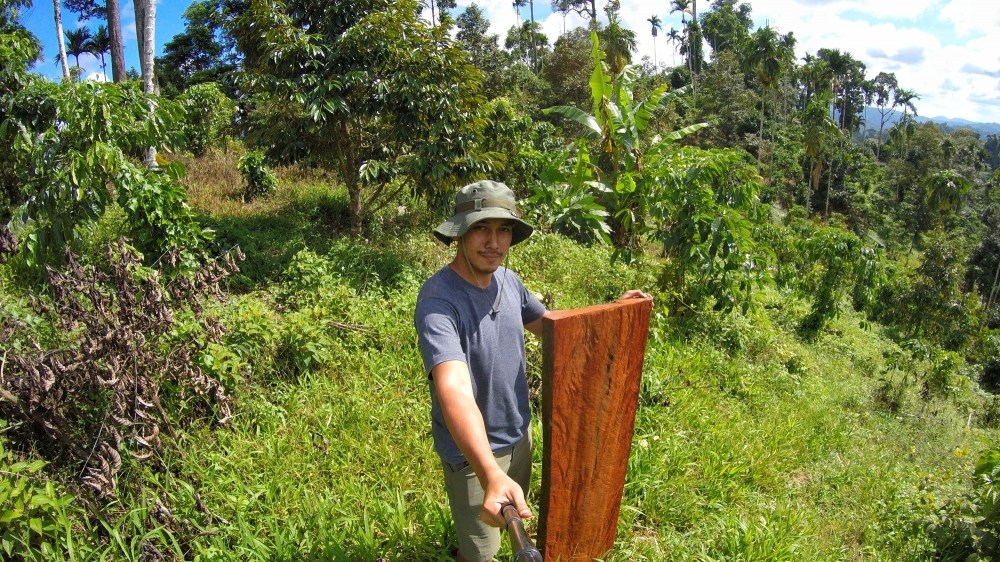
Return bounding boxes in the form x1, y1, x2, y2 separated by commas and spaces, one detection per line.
414, 180, 648, 561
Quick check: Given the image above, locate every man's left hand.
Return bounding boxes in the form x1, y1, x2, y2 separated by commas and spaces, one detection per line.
618, 289, 652, 301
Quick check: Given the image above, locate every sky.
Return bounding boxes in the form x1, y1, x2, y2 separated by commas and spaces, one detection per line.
21, 0, 191, 82
20, 0, 1000, 124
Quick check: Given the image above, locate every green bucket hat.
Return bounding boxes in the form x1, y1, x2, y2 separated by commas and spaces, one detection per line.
433, 180, 534, 246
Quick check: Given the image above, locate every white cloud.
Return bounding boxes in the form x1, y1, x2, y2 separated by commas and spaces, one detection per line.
939, 0, 1000, 37
734, 0, 1000, 122
445, 1, 999, 122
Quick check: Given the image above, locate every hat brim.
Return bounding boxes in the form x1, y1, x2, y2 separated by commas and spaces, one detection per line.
433, 209, 534, 246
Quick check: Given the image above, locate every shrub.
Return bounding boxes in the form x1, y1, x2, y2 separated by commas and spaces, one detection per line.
0, 436, 81, 560
0, 240, 241, 498
177, 83, 236, 157
239, 150, 277, 202
3, 80, 205, 273
924, 447, 1000, 558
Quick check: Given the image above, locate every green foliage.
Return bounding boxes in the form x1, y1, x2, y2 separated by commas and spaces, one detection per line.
177, 82, 236, 156
511, 232, 655, 309
650, 146, 769, 315
542, 28, 593, 111
156, 0, 237, 98
480, 97, 560, 198
0, 21, 40, 221
211, 295, 280, 383
923, 169, 972, 219
231, 0, 491, 235
120, 163, 213, 271
543, 31, 710, 256
238, 150, 277, 202
876, 230, 983, 351
795, 224, 868, 336
0, 438, 79, 560
527, 140, 612, 245
3, 79, 209, 272
693, 49, 760, 151
922, 446, 1000, 559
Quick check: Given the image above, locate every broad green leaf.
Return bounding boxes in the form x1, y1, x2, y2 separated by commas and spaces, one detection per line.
543, 106, 602, 139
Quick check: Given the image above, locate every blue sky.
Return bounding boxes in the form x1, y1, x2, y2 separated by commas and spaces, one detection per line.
21, 0, 1000, 124
22, 0, 193, 81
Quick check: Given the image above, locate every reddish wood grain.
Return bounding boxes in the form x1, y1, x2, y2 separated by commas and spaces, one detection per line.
538, 298, 653, 561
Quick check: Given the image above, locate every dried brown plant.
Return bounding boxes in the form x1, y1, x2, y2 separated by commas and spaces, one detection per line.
0, 238, 244, 498
0, 223, 16, 263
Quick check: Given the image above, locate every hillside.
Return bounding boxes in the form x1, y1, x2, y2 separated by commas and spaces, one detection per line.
2, 1, 1000, 560
862, 107, 1000, 136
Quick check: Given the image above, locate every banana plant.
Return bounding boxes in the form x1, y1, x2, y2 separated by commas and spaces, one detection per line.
542, 31, 706, 255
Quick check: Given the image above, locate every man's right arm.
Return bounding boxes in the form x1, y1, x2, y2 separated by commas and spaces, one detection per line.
431, 359, 533, 526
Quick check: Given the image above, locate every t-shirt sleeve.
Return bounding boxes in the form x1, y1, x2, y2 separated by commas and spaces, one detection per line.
518, 276, 546, 325
414, 298, 467, 378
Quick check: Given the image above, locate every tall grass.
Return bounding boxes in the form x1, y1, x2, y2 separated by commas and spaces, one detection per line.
2, 166, 996, 560
132, 234, 993, 561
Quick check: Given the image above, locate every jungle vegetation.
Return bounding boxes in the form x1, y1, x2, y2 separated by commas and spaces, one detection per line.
2, 0, 999, 559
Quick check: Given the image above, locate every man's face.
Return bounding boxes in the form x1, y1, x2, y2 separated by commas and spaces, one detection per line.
458, 218, 515, 276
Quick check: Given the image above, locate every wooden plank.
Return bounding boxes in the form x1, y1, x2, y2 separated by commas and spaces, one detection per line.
538, 298, 653, 561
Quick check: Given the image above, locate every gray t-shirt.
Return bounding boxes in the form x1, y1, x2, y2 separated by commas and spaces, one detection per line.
414, 265, 546, 464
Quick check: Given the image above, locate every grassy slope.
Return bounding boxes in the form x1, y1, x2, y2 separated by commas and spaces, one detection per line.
14, 154, 988, 561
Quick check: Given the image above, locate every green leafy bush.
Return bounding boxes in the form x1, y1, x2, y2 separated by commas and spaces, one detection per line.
924, 447, 1000, 558
650, 147, 770, 315
277, 308, 340, 376
177, 82, 236, 157
3, 79, 209, 274
527, 141, 612, 246
795, 225, 866, 336
213, 295, 281, 383
238, 150, 277, 202
875, 230, 982, 351
0, 437, 80, 560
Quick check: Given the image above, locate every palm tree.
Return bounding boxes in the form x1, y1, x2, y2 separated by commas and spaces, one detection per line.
666, 27, 680, 67
924, 170, 970, 218
670, 0, 698, 102
802, 90, 839, 214
64, 27, 92, 78
599, 12, 637, 77
648, 15, 662, 67
817, 48, 850, 127
87, 25, 110, 81
513, 0, 526, 25
894, 88, 919, 121
743, 26, 795, 167
52, 0, 71, 81
528, 0, 537, 72
743, 26, 780, 160
892, 88, 919, 161
671, 0, 690, 24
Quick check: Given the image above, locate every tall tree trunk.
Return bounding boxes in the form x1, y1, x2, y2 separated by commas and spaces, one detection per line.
985, 258, 1000, 328
134, 0, 158, 167
53, 0, 71, 81
691, 0, 697, 107
107, 0, 126, 82
809, 158, 823, 215
758, 94, 765, 169
529, 0, 536, 73
825, 151, 835, 217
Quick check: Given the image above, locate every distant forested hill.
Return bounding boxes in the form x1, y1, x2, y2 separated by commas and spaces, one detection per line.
862, 107, 1000, 136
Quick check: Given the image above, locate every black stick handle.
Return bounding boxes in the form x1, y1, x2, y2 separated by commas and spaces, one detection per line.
500, 503, 543, 562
